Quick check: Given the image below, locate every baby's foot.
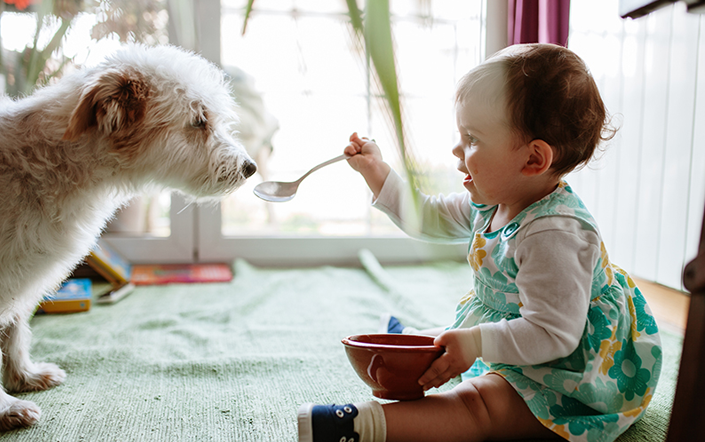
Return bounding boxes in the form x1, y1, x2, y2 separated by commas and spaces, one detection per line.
377, 313, 419, 334
298, 402, 385, 442
297, 403, 359, 442
378, 313, 404, 333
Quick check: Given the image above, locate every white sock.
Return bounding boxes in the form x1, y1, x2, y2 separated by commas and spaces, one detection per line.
353, 401, 387, 442
401, 326, 420, 334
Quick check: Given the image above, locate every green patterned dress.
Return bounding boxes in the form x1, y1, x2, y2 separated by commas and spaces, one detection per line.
451, 181, 662, 442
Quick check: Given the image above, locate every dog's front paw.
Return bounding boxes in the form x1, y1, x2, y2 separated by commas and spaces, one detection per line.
0, 397, 41, 431
5, 362, 66, 393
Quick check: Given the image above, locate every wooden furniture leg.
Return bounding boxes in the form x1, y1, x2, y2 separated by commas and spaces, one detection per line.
666, 205, 705, 441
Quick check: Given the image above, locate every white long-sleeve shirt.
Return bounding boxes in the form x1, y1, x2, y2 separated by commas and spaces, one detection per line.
373, 170, 602, 366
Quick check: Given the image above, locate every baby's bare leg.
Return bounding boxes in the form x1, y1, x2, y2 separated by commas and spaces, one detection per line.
383, 374, 557, 442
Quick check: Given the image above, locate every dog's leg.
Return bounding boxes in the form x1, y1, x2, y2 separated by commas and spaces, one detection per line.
0, 313, 59, 430
1, 313, 66, 394
0, 389, 41, 431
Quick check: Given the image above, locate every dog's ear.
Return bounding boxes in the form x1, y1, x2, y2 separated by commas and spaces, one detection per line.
63, 70, 149, 142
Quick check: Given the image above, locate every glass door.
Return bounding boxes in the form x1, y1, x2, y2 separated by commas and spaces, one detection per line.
197, 0, 485, 265
1, 0, 489, 266
0, 2, 196, 263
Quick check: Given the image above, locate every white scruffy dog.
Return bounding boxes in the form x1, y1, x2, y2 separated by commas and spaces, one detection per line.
0, 44, 256, 430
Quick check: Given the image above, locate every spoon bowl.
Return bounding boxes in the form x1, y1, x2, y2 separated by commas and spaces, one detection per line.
253, 181, 299, 202
253, 153, 349, 202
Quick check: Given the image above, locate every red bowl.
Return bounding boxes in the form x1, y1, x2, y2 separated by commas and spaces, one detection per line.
342, 334, 444, 401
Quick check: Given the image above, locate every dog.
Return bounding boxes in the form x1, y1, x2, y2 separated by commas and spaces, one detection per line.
106, 64, 279, 234
0, 44, 256, 431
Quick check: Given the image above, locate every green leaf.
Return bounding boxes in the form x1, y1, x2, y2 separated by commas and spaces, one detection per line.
364, 0, 400, 119
242, 0, 255, 35
346, 0, 363, 34
362, 0, 421, 205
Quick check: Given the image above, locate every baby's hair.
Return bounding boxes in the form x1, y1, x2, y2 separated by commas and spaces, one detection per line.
456, 43, 616, 176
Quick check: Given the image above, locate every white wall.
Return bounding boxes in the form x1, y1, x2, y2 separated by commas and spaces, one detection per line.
567, 1, 704, 290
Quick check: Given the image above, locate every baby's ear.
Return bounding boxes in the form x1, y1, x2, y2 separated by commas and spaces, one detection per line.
63, 70, 149, 142
522, 139, 554, 176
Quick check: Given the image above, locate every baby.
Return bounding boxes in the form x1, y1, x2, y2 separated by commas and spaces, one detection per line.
298, 43, 661, 442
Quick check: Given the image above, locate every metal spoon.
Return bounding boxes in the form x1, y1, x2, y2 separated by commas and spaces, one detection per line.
253, 153, 350, 202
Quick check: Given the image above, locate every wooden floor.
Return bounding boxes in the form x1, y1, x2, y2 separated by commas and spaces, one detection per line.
635, 277, 690, 336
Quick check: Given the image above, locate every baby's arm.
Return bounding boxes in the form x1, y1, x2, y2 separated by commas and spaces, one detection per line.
372, 161, 476, 242
345, 133, 475, 241
344, 132, 391, 198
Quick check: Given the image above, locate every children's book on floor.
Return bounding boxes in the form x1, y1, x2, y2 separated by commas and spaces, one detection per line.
71, 239, 135, 304
37, 278, 92, 314
131, 263, 233, 285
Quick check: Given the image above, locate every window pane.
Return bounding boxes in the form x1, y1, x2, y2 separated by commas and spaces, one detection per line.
1, 7, 171, 238
220, 1, 483, 237
106, 192, 171, 238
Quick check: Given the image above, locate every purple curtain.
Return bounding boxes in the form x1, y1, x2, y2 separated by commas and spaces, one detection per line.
508, 0, 571, 47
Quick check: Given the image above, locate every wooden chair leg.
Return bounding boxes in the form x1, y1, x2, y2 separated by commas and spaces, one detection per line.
666, 208, 705, 441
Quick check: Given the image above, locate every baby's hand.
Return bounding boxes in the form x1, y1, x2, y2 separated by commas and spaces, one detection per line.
344, 132, 390, 197
344, 132, 383, 172
345, 132, 367, 154
418, 327, 482, 391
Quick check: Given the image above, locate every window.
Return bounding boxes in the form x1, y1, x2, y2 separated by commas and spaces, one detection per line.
1, 0, 488, 265
0, 1, 186, 262
217, 0, 483, 238
199, 0, 484, 265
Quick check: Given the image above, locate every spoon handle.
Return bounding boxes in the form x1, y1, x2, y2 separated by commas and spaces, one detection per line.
298, 154, 350, 182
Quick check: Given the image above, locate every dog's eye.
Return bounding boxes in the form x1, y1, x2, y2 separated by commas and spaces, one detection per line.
191, 118, 207, 129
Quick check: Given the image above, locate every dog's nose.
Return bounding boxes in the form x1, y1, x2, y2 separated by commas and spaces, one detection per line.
243, 160, 257, 178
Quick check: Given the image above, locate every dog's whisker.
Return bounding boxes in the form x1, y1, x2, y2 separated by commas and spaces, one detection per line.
177, 202, 194, 215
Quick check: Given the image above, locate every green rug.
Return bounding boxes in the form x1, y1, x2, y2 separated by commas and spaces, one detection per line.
7, 252, 680, 441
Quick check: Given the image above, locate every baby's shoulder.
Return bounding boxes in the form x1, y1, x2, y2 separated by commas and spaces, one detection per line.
517, 216, 601, 247
519, 182, 599, 230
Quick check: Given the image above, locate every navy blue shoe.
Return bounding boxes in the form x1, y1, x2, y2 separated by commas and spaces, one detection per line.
378, 313, 405, 334
298, 403, 359, 442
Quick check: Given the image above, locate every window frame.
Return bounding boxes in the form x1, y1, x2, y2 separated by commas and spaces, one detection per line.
106, 0, 502, 266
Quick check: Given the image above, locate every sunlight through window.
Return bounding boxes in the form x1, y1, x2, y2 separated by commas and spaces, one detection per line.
219, 0, 483, 237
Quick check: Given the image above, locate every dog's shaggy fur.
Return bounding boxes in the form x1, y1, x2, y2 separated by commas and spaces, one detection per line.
0, 45, 256, 430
